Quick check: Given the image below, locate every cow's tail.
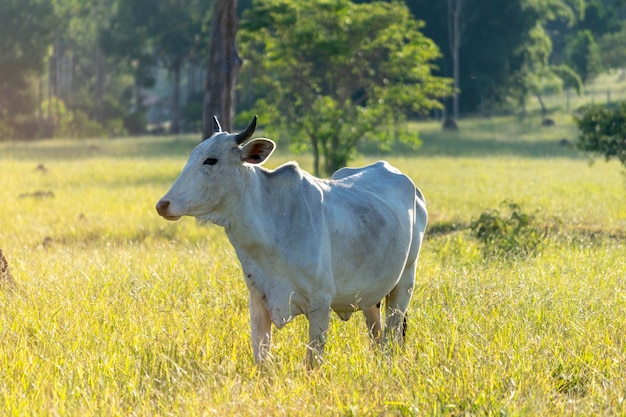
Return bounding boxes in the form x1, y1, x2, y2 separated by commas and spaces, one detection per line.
414, 185, 428, 230
402, 314, 408, 341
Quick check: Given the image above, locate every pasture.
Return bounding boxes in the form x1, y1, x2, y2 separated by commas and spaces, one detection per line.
1, 116, 625, 416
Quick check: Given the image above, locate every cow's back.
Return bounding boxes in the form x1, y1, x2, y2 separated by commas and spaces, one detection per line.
325, 161, 426, 310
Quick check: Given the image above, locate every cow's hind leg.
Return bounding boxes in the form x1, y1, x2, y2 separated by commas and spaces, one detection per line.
384, 263, 416, 346
362, 302, 382, 342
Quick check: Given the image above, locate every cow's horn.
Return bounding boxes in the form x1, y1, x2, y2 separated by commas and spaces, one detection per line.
235, 115, 257, 145
212, 115, 222, 134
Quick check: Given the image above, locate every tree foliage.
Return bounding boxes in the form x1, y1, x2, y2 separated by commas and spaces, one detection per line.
99, 0, 158, 94
2, 0, 625, 141
50, 0, 129, 130
597, 22, 626, 73
102, 0, 207, 133
566, 29, 603, 83
0, 0, 55, 138
412, 0, 544, 113
511, 11, 583, 115
409, 0, 625, 115
239, 0, 452, 176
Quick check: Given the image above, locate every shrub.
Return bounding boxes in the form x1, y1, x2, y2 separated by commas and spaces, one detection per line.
124, 111, 147, 135
0, 120, 14, 140
182, 91, 203, 131
574, 102, 626, 167
470, 201, 547, 259
56, 109, 107, 138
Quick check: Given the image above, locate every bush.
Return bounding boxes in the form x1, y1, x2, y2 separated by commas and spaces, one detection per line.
574, 102, 626, 167
0, 120, 15, 140
123, 111, 147, 135
182, 92, 203, 126
56, 109, 107, 138
470, 201, 547, 259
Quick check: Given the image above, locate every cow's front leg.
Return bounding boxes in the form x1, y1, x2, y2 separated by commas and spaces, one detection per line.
249, 293, 271, 364
305, 303, 330, 368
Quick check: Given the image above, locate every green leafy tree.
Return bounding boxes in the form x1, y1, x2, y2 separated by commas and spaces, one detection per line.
565, 29, 603, 83
0, 0, 55, 138
574, 0, 623, 36
99, 0, 159, 133
512, 19, 582, 116
410, 0, 587, 115
489, 0, 581, 113
103, 0, 208, 133
50, 0, 130, 135
240, 0, 451, 176
151, 0, 206, 133
598, 24, 626, 74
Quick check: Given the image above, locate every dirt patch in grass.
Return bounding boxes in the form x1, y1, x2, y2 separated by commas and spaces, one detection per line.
0, 249, 15, 287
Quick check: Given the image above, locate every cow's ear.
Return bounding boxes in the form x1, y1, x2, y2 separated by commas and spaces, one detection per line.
239, 138, 275, 165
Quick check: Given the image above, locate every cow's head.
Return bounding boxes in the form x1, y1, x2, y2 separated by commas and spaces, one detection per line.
156, 116, 275, 222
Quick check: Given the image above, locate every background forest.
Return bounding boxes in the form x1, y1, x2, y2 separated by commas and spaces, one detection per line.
1, 0, 626, 142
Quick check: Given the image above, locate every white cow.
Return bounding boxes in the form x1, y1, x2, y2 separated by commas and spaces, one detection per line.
156, 116, 427, 367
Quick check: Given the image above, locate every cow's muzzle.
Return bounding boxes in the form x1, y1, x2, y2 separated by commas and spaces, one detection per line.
156, 199, 182, 221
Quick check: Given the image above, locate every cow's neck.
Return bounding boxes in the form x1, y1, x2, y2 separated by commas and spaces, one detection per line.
222, 166, 283, 254
225, 164, 314, 255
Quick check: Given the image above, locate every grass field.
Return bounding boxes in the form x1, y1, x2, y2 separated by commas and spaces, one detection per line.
1, 116, 625, 415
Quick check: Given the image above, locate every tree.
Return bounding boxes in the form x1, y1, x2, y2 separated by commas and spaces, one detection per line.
566, 29, 603, 83
240, 0, 452, 176
574, 0, 623, 36
411, 0, 583, 115
150, 0, 206, 133
203, 0, 241, 138
598, 24, 626, 76
546, 0, 624, 70
100, 0, 158, 120
446, 0, 473, 124
510, 5, 582, 117
103, 0, 207, 134
50, 0, 130, 136
0, 0, 55, 138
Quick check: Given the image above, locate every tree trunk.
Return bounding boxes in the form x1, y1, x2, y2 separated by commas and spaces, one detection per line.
38, 76, 43, 121
535, 92, 547, 116
54, 32, 61, 124
203, 0, 241, 139
133, 72, 141, 113
95, 46, 105, 122
447, 0, 463, 123
171, 63, 181, 134
322, 134, 348, 177
311, 135, 320, 178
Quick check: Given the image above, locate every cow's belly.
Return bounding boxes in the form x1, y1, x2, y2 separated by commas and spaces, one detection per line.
328, 227, 412, 311
330, 277, 400, 312
325, 194, 414, 309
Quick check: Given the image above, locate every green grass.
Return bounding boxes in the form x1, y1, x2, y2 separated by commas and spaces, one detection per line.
1, 120, 625, 415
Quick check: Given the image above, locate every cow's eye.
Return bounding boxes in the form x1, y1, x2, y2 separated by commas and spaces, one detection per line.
203, 158, 218, 166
